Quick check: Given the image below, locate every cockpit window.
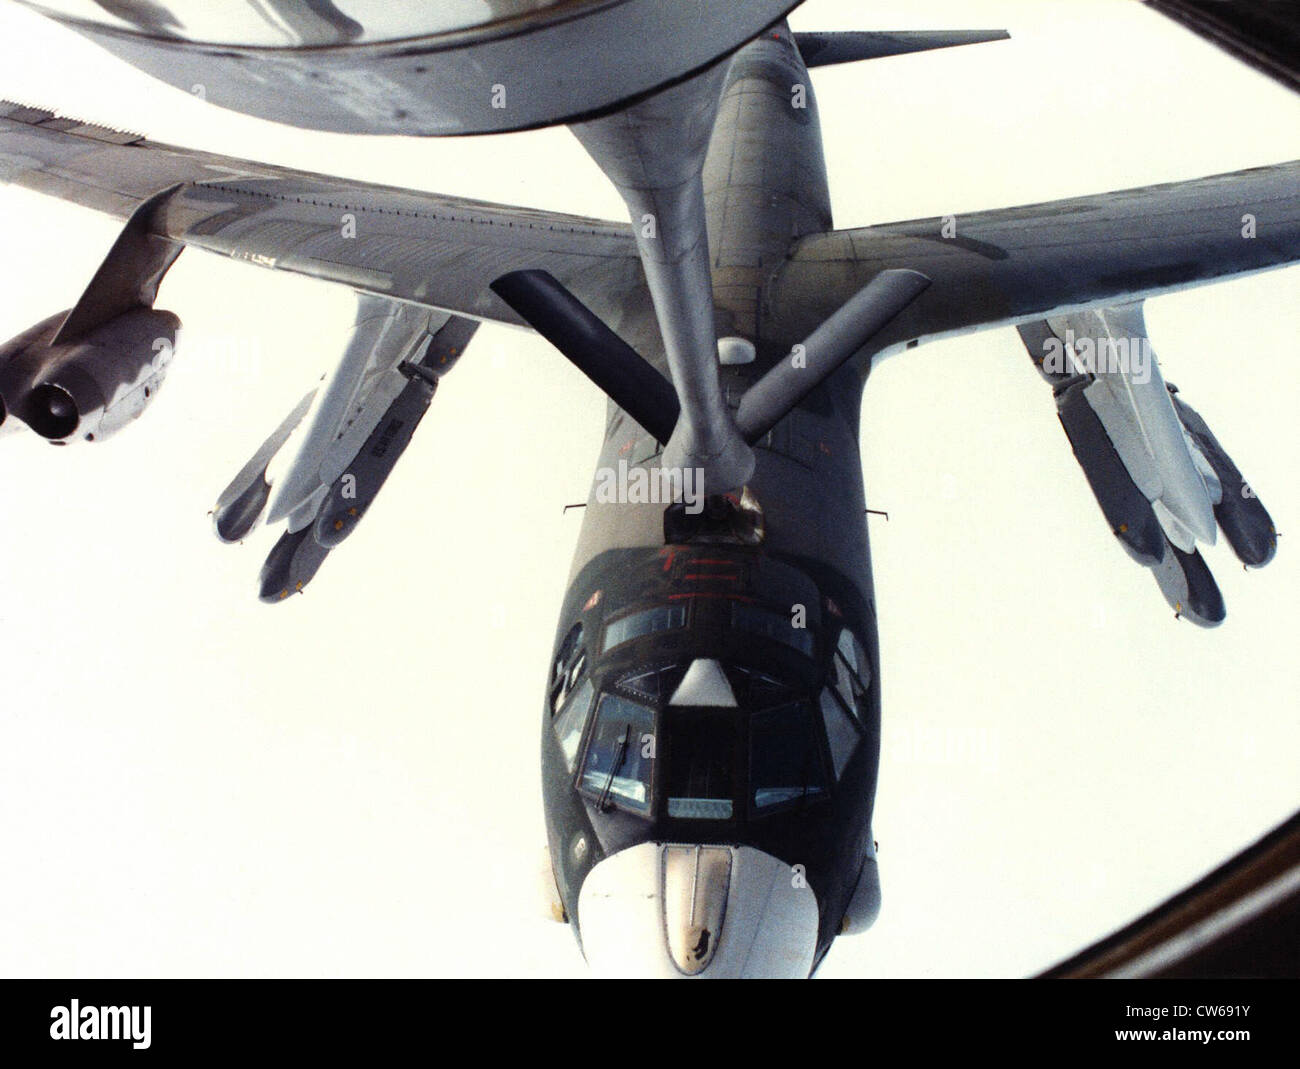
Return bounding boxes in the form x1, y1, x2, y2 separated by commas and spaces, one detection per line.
579, 694, 656, 813
832, 628, 871, 719
549, 622, 587, 715
731, 603, 814, 657
602, 604, 687, 653
553, 678, 595, 772
819, 688, 861, 779
728, 665, 796, 709
750, 702, 827, 811
665, 709, 737, 820
837, 629, 869, 684
615, 664, 686, 704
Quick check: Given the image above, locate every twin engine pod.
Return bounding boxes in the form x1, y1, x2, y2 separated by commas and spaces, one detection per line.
0, 306, 179, 443
1019, 308, 1276, 628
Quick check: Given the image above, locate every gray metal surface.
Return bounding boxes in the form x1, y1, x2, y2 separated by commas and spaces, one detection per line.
571, 62, 756, 495
0, 100, 645, 328
19, 0, 803, 135
771, 161, 1300, 360
5, 105, 1297, 385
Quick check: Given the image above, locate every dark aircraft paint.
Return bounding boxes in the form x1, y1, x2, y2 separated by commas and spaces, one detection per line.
540, 28, 883, 968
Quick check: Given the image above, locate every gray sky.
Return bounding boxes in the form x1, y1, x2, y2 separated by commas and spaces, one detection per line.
0, 0, 1296, 978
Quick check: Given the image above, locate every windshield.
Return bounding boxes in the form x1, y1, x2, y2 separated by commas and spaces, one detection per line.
579, 693, 655, 813
731, 602, 814, 657
553, 678, 595, 772
665, 708, 737, 820
602, 604, 687, 653
569, 664, 841, 821
750, 702, 828, 810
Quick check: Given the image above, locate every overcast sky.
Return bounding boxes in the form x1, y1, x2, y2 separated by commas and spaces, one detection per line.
0, 0, 1296, 978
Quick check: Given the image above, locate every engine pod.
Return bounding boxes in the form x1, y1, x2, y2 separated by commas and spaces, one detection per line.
1150, 536, 1226, 628
19, 307, 179, 442
1171, 394, 1277, 568
1055, 380, 1166, 566
258, 525, 332, 603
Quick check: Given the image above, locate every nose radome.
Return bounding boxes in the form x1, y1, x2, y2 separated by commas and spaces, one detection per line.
663, 845, 732, 973
578, 842, 819, 978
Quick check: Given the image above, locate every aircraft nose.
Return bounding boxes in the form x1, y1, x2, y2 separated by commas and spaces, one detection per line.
578, 842, 819, 978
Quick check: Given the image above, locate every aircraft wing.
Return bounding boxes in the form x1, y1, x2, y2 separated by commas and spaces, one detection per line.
768, 161, 1299, 629
770, 160, 1300, 355
0, 100, 644, 328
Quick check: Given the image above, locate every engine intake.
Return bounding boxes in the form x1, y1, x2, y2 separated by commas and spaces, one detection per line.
0, 307, 179, 442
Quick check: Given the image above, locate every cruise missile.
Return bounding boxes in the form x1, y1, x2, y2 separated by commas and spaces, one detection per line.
314, 316, 478, 548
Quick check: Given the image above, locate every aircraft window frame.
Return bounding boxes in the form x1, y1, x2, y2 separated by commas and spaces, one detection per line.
728, 664, 798, 710
601, 603, 687, 654
577, 693, 657, 815
549, 621, 588, 715
730, 602, 815, 657
831, 628, 871, 721
748, 701, 829, 815
663, 706, 739, 823
552, 677, 595, 773
614, 663, 685, 705
819, 687, 862, 780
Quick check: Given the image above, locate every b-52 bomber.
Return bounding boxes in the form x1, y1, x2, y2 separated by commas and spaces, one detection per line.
0, 1, 1295, 977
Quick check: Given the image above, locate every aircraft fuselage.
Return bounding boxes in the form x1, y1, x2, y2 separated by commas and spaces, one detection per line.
541, 27, 882, 976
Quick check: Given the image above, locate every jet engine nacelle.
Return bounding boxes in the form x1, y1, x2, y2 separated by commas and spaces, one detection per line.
1019, 308, 1276, 628
0, 309, 66, 434
0, 307, 179, 443
1167, 387, 1276, 568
